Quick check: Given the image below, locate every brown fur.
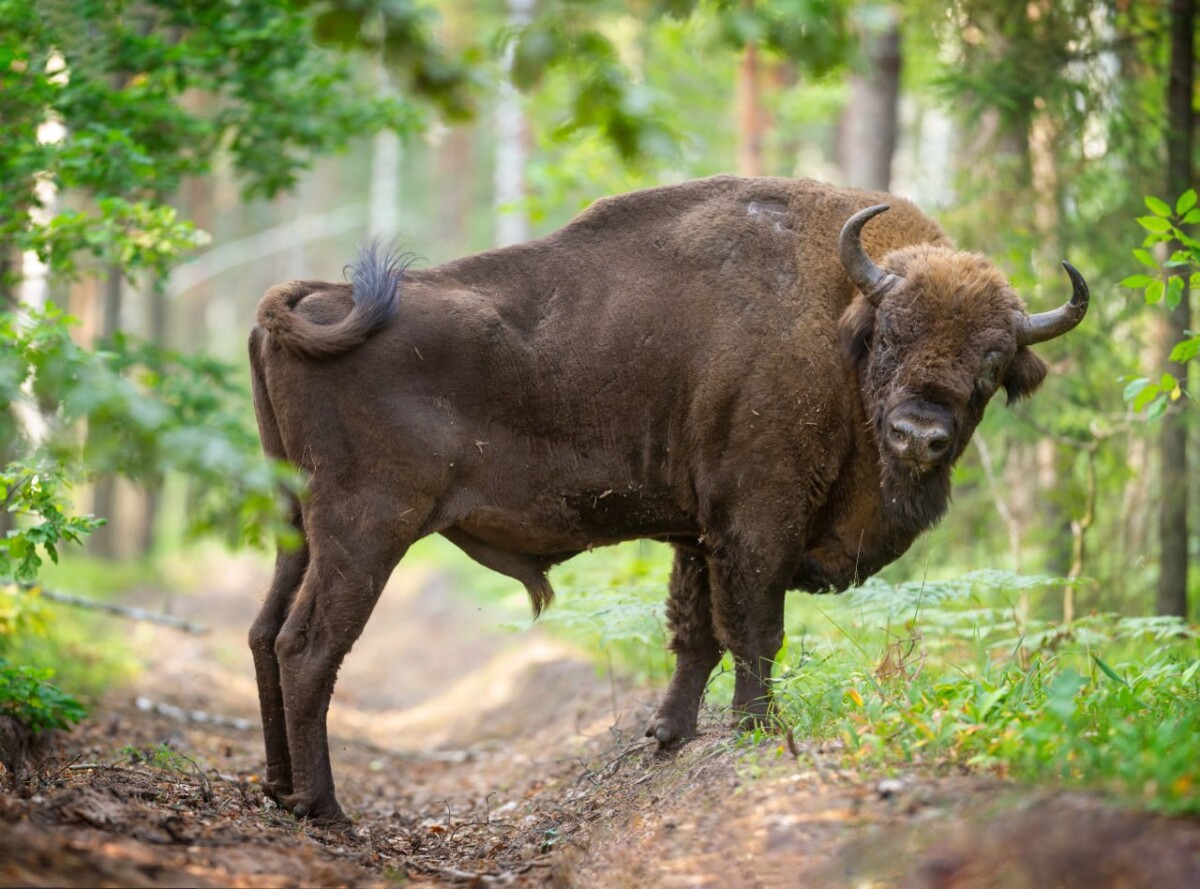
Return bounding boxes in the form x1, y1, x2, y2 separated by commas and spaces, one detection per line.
247, 175, 1084, 821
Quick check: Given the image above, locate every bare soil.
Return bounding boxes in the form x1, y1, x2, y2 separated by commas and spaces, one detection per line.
3, 556, 1200, 888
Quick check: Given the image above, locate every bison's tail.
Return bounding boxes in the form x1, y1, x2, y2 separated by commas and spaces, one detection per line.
255, 242, 411, 359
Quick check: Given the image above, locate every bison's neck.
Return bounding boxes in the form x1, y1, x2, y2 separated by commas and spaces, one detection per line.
792, 387, 954, 593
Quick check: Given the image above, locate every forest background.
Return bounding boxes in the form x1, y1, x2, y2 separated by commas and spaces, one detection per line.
1, 0, 1198, 813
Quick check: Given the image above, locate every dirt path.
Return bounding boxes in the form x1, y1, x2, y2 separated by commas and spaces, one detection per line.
3, 556, 1200, 888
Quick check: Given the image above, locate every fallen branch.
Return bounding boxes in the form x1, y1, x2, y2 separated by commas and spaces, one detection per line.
27, 587, 209, 634
134, 696, 252, 732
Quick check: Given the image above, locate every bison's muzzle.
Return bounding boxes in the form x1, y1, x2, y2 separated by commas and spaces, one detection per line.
885, 406, 954, 470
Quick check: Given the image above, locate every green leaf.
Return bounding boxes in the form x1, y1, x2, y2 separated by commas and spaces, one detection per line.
1146, 195, 1173, 217
1132, 248, 1157, 268
1093, 654, 1129, 686
1166, 277, 1185, 310
1146, 279, 1165, 304
1134, 383, 1163, 412
1177, 189, 1197, 215
1138, 216, 1173, 234
1123, 377, 1153, 403
1146, 396, 1169, 420
1169, 337, 1200, 364
1120, 274, 1155, 288
1183, 208, 1200, 225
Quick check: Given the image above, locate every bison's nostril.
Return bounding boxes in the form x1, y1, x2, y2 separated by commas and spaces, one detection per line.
924, 429, 950, 458
887, 420, 913, 454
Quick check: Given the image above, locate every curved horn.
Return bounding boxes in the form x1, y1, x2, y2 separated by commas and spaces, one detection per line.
839, 204, 899, 305
1016, 261, 1090, 346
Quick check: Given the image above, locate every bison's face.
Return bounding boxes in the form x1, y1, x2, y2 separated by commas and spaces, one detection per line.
836, 205, 1089, 533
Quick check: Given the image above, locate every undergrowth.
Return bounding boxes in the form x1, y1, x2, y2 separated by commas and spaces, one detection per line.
773, 571, 1200, 815
452, 541, 1200, 817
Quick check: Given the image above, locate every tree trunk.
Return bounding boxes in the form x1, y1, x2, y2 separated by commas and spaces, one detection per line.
837, 8, 901, 191
137, 273, 169, 558
737, 41, 764, 177
494, 0, 533, 247
89, 265, 123, 559
369, 62, 402, 243
1157, 0, 1194, 618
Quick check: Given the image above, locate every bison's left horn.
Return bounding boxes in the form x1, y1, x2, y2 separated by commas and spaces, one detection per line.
1016, 261, 1090, 346
839, 204, 901, 305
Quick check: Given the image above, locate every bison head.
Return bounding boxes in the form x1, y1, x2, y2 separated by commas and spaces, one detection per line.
837, 204, 1089, 534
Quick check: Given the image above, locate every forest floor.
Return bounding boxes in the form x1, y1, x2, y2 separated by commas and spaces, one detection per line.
3, 556, 1200, 888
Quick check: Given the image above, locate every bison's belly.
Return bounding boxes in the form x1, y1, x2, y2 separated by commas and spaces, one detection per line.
457, 487, 697, 555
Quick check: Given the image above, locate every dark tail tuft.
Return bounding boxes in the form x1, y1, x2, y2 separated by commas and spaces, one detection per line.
346, 240, 416, 333
255, 241, 413, 359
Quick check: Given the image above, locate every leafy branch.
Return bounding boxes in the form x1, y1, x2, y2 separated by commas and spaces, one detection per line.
1120, 189, 1199, 419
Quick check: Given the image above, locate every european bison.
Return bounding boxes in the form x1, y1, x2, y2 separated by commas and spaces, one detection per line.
248, 175, 1088, 821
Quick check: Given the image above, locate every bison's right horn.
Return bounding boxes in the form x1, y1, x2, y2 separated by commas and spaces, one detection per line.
839, 204, 901, 305
1015, 261, 1090, 346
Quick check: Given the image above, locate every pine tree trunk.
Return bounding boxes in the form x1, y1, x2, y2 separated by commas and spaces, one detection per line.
1157, 0, 1194, 617
737, 41, 764, 177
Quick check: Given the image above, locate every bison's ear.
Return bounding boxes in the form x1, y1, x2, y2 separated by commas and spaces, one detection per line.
838, 296, 876, 367
1002, 347, 1048, 405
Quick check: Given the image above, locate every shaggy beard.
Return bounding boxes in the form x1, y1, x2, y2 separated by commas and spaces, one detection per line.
879, 457, 953, 535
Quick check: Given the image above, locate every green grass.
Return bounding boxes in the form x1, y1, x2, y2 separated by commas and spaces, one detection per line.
768, 573, 1200, 814
424, 540, 1200, 816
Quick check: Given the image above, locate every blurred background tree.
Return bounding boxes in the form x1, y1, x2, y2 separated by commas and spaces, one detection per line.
1, 0, 1196, 688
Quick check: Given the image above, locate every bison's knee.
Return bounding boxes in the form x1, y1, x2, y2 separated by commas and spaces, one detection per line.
274, 626, 308, 661
249, 617, 282, 658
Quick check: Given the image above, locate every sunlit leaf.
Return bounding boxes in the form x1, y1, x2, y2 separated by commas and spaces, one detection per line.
1169, 337, 1200, 364
1176, 189, 1197, 215
1120, 274, 1154, 288
1145, 195, 1173, 217
1166, 276, 1185, 310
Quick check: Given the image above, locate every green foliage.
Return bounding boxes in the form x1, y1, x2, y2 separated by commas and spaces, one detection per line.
0, 0, 421, 293
539, 544, 672, 681
506, 0, 851, 165
0, 659, 86, 733
302, 0, 478, 121
525, 551, 1200, 815
1120, 190, 1199, 418
122, 741, 197, 773
0, 584, 51, 642
769, 573, 1200, 815
0, 307, 302, 560
1, 460, 103, 584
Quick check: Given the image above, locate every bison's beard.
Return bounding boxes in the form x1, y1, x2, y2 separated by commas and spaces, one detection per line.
878, 458, 953, 535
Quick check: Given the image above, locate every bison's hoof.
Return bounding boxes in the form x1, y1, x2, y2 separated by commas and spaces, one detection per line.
282, 794, 347, 824
261, 779, 293, 805
645, 713, 697, 748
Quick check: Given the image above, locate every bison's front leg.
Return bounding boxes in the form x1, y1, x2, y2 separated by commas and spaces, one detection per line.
646, 547, 723, 745
709, 554, 788, 726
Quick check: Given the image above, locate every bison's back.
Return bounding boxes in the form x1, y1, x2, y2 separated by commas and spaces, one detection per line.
254, 175, 949, 551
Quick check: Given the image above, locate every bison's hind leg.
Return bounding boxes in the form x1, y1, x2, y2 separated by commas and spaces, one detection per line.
273, 496, 423, 823
646, 547, 724, 746
248, 500, 308, 803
